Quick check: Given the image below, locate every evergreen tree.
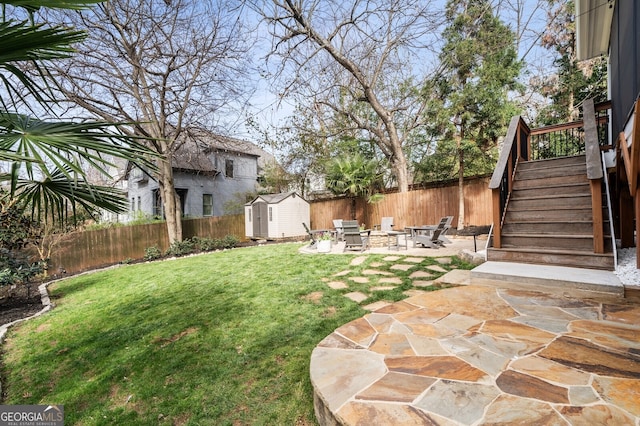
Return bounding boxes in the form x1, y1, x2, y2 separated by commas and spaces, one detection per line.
422, 0, 522, 228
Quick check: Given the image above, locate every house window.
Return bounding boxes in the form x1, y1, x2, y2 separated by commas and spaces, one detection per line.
225, 159, 234, 178
131, 198, 135, 211
269, 206, 273, 221
203, 194, 213, 216
137, 196, 141, 211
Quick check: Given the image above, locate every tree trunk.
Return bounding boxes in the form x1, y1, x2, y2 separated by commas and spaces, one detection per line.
457, 141, 465, 231
158, 158, 183, 244
390, 144, 410, 193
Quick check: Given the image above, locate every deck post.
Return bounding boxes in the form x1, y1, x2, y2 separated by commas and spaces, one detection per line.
491, 189, 502, 248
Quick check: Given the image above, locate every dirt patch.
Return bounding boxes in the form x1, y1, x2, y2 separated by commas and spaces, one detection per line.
152, 327, 199, 348
301, 291, 324, 303
0, 282, 44, 327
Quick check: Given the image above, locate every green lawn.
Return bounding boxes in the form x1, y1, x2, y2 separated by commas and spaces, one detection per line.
2, 243, 469, 425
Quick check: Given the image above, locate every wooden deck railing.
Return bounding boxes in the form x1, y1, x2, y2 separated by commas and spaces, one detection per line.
488, 116, 530, 248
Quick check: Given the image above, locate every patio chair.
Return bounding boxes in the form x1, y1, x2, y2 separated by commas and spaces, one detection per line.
439, 216, 454, 244
380, 217, 394, 232
333, 219, 345, 241
342, 220, 370, 252
302, 222, 318, 248
414, 217, 448, 249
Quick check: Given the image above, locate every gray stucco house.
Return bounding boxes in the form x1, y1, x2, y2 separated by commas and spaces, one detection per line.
126, 132, 277, 220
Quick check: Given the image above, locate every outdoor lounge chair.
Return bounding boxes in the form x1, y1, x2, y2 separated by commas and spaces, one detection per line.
439, 216, 454, 244
379, 217, 394, 232
342, 220, 370, 252
413, 217, 448, 249
333, 219, 345, 241
302, 222, 318, 248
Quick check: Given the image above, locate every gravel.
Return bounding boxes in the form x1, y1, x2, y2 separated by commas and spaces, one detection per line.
614, 247, 640, 287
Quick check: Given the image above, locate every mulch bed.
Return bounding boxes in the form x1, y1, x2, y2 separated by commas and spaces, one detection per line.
0, 282, 44, 327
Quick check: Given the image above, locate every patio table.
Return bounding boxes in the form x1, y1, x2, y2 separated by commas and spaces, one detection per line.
386, 230, 408, 250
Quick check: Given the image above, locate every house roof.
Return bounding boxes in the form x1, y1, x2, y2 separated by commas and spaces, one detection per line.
246, 191, 307, 205
125, 129, 278, 178
575, 0, 615, 60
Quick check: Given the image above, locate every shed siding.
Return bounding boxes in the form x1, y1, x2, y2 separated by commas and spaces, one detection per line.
273, 197, 309, 238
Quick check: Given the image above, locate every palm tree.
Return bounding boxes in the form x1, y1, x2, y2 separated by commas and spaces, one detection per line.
0, 1, 156, 223
325, 154, 383, 220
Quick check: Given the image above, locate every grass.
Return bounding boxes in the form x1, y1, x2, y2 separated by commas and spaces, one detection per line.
1, 243, 472, 425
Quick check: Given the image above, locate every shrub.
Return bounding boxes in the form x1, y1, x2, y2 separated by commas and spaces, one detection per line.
144, 246, 163, 261
166, 239, 196, 257
192, 237, 218, 252
222, 235, 239, 249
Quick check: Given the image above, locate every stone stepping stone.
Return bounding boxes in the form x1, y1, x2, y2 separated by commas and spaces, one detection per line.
344, 291, 369, 303
349, 276, 370, 284
327, 281, 349, 290
371, 286, 397, 291
370, 262, 385, 268
382, 256, 402, 261
363, 301, 392, 311
426, 265, 448, 273
435, 257, 452, 264
412, 280, 435, 288
380, 277, 403, 284
334, 270, 351, 277
390, 264, 414, 271
409, 271, 434, 279
362, 269, 394, 276
404, 257, 425, 263
350, 256, 367, 266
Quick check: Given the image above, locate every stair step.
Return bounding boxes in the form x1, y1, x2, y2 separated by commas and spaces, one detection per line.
513, 174, 589, 189
517, 155, 586, 169
506, 208, 593, 222
487, 247, 614, 270
501, 233, 594, 251
511, 182, 590, 198
471, 261, 622, 297
516, 164, 586, 180
508, 194, 592, 209
502, 221, 593, 234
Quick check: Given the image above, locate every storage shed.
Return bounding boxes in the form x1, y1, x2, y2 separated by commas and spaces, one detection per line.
244, 192, 310, 239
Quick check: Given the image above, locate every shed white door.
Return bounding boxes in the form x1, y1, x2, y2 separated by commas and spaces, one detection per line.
252, 202, 269, 238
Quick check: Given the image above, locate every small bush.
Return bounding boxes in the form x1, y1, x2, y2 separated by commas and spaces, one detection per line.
144, 246, 163, 261
222, 235, 239, 249
166, 239, 196, 257
192, 237, 218, 252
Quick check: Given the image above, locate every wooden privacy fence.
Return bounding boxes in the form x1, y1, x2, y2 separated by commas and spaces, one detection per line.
46, 176, 491, 276
49, 214, 246, 276
310, 176, 492, 230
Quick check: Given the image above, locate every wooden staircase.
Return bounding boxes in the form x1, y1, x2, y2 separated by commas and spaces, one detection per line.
487, 155, 615, 270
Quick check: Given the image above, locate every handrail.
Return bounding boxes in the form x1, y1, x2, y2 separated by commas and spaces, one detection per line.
489, 116, 529, 248
583, 98, 604, 253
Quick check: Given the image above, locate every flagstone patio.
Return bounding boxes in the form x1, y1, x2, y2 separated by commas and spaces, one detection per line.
311, 279, 640, 425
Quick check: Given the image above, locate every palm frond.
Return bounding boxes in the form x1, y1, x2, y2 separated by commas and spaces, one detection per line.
0, 19, 86, 110
9, 166, 128, 223
0, 112, 158, 179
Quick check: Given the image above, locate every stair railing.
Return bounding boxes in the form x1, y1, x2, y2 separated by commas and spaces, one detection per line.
489, 116, 530, 248
583, 98, 605, 254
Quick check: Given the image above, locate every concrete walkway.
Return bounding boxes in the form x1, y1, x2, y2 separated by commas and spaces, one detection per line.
308, 242, 640, 425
